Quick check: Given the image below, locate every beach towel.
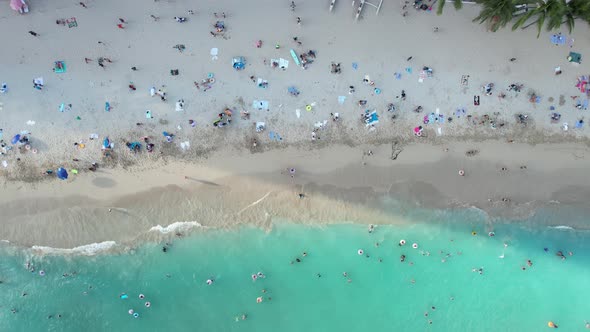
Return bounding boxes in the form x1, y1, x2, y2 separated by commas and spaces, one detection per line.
54, 61, 66, 73
67, 17, 77, 28
567, 52, 582, 64
210, 48, 218, 61
278, 58, 289, 69
394, 72, 402, 80
583, 99, 589, 110
269, 131, 282, 141
180, 141, 190, 151
405, 67, 412, 74
252, 100, 269, 110
550, 34, 566, 45
257, 78, 268, 89
290, 49, 301, 67
338, 96, 346, 104
352, 62, 358, 70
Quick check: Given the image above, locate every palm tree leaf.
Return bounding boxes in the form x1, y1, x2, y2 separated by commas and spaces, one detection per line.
536, 13, 546, 38
453, 0, 463, 10
437, 0, 446, 16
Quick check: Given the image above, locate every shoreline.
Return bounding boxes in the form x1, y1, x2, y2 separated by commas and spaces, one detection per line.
2, 139, 590, 251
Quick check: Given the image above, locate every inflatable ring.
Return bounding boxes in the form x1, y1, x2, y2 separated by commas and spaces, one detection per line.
548, 321, 557, 328
206, 279, 213, 285
471, 231, 477, 236
458, 169, 465, 176
374, 88, 381, 95
488, 231, 495, 237
209, 77, 215, 84
412, 243, 418, 249
139, 294, 145, 299
251, 274, 258, 281
39, 270, 45, 276
306, 105, 312, 111
256, 297, 263, 303
399, 239, 406, 246
25, 145, 31, 150
133, 312, 139, 318
128, 309, 134, 315
32, 148, 38, 154
208, 73, 214, 78
145, 302, 151, 308
357, 249, 364, 255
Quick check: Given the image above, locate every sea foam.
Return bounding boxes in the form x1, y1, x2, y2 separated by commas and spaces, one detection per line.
149, 221, 202, 234
31, 241, 117, 256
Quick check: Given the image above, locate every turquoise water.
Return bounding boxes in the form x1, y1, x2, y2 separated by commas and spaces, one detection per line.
1, 208, 589, 331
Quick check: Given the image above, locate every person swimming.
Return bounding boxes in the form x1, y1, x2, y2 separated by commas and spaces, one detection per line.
400, 254, 406, 262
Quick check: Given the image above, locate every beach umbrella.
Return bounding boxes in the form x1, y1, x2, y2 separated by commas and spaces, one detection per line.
11, 134, 20, 144
10, 0, 24, 11
56, 167, 68, 180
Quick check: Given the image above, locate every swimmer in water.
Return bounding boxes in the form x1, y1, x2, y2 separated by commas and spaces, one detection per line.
400, 254, 406, 262
342, 272, 348, 277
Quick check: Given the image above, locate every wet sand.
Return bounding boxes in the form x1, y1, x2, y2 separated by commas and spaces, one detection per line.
2, 140, 590, 249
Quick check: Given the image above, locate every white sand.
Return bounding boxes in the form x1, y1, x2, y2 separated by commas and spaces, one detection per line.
1, 0, 590, 248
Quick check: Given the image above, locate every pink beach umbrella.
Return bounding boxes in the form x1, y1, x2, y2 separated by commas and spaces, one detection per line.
10, 0, 28, 13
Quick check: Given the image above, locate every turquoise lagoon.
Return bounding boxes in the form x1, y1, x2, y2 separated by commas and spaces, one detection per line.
0, 206, 589, 332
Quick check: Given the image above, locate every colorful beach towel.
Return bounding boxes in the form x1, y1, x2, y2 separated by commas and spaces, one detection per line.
54, 61, 66, 73
67, 17, 77, 28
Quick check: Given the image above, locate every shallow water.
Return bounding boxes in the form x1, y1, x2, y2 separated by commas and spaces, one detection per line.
1, 207, 589, 332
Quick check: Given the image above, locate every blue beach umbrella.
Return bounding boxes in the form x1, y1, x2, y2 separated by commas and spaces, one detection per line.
102, 137, 110, 149
11, 134, 20, 144
56, 167, 68, 180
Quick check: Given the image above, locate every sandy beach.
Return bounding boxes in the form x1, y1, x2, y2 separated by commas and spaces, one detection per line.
2, 140, 590, 249
1, 0, 590, 249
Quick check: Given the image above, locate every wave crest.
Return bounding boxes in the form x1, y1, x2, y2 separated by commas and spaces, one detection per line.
149, 221, 202, 234
31, 241, 117, 256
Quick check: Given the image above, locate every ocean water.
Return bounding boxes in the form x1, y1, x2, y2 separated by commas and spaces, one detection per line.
1, 207, 589, 332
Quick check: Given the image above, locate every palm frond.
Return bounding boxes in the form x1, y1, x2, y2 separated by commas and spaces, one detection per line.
437, 0, 446, 16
